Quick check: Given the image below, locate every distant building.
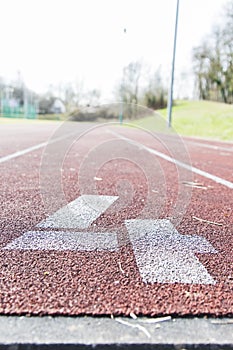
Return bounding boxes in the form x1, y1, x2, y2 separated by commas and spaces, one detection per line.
38, 97, 66, 114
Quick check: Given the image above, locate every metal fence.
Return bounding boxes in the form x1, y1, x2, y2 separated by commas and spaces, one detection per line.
1, 99, 37, 119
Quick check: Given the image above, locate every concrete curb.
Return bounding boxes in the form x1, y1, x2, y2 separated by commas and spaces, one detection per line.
0, 315, 232, 349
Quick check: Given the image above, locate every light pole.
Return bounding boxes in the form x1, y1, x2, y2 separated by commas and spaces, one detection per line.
24, 84, 28, 119
119, 28, 127, 124
167, 0, 180, 128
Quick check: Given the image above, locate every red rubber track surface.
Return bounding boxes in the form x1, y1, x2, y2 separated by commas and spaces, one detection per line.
0, 121, 232, 316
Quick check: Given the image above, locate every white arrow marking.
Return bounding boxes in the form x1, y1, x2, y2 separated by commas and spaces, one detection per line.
37, 195, 118, 229
4, 231, 118, 251
126, 219, 218, 285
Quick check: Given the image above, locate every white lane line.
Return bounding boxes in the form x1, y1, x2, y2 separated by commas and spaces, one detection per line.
110, 130, 233, 189
0, 142, 48, 163
126, 219, 217, 285
0, 131, 77, 164
37, 195, 118, 229
187, 140, 233, 152
3, 231, 118, 251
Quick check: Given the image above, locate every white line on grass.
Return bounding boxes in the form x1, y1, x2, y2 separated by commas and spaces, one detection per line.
110, 130, 233, 189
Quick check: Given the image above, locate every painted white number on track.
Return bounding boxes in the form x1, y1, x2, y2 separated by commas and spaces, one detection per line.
4, 231, 118, 251
37, 195, 118, 229
125, 219, 218, 285
4, 195, 118, 252
3, 195, 218, 284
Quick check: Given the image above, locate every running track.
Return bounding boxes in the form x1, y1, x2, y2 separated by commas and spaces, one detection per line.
0, 120, 232, 316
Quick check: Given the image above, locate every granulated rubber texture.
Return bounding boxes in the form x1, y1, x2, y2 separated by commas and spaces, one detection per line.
0, 123, 232, 316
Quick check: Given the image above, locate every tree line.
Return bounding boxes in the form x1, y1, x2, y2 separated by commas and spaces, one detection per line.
0, 75, 102, 115
68, 61, 168, 121
192, 0, 233, 104
115, 61, 167, 111
1, 60, 167, 119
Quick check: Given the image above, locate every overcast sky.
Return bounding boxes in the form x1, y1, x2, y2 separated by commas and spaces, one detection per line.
0, 0, 228, 99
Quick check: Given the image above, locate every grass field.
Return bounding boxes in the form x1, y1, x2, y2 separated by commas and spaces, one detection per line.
134, 100, 233, 141
1, 100, 233, 141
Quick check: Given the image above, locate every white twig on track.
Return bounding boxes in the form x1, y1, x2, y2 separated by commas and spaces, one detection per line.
114, 318, 151, 338
193, 216, 223, 226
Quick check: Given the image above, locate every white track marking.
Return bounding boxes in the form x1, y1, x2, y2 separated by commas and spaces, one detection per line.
0, 142, 48, 163
187, 140, 233, 152
110, 130, 233, 189
0, 131, 77, 164
37, 195, 118, 229
126, 219, 217, 284
3, 231, 118, 251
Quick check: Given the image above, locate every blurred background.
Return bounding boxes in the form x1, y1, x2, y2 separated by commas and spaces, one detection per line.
0, 0, 232, 139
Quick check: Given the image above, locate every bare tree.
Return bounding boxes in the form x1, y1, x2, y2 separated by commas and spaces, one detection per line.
192, 0, 233, 104
84, 89, 101, 106
143, 67, 167, 110
116, 60, 143, 105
